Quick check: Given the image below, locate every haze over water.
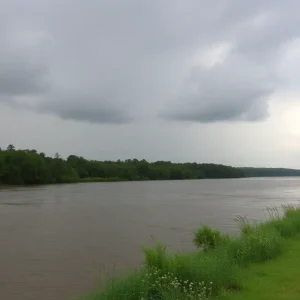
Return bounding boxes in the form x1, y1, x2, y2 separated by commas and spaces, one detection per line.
0, 178, 299, 300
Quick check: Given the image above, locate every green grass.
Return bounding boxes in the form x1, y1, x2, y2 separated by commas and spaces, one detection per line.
219, 237, 300, 300
78, 205, 300, 300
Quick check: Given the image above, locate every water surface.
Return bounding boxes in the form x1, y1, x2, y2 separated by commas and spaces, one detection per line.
0, 178, 299, 300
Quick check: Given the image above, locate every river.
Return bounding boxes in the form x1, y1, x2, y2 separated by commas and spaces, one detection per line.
0, 178, 299, 300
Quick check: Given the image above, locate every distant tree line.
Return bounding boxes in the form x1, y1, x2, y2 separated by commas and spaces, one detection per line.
0, 145, 244, 185
240, 167, 300, 177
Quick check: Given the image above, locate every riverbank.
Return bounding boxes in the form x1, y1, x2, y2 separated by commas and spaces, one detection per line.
219, 237, 300, 300
78, 177, 129, 183
78, 205, 300, 300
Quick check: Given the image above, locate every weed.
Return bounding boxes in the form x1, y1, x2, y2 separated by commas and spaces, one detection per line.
193, 225, 227, 250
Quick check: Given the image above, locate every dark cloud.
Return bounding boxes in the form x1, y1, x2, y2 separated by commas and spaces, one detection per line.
0, 0, 300, 125
166, 98, 269, 123
0, 61, 48, 96
164, 54, 275, 122
35, 93, 132, 124
0, 24, 49, 98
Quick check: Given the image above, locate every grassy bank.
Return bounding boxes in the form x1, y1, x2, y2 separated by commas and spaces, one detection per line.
219, 238, 300, 300
78, 206, 300, 300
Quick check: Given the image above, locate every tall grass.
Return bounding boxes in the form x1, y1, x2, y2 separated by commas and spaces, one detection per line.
226, 228, 283, 266
80, 205, 300, 300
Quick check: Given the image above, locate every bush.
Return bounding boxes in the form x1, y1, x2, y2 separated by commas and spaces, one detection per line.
143, 242, 240, 295
193, 225, 227, 251
79, 267, 214, 300
166, 251, 241, 294
227, 228, 283, 266
143, 242, 168, 270
79, 270, 151, 300
234, 215, 256, 236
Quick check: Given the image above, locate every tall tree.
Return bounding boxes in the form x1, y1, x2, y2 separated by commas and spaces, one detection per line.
7, 144, 15, 151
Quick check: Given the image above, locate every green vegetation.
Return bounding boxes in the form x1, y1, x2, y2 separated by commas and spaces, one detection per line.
0, 146, 79, 185
241, 167, 300, 177
219, 238, 300, 300
78, 206, 300, 300
193, 225, 228, 251
0, 145, 244, 186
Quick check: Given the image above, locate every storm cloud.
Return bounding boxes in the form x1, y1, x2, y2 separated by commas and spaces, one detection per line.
0, 0, 300, 124
164, 53, 275, 122
35, 93, 132, 124
0, 61, 47, 97
2, 1, 300, 167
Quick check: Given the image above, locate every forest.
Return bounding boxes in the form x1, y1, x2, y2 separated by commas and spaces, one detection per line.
0, 145, 244, 185
240, 167, 300, 177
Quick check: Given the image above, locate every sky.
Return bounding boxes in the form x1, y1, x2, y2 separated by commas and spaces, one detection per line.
1, 0, 300, 168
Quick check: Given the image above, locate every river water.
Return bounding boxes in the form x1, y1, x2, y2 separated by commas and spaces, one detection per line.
0, 178, 299, 300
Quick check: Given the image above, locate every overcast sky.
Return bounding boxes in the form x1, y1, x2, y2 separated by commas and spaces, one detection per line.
1, 0, 300, 168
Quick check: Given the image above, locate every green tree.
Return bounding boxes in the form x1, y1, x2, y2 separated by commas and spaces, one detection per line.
7, 144, 15, 151
0, 146, 244, 186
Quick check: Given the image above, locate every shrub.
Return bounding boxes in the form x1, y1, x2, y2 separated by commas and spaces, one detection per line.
79, 268, 213, 300
165, 251, 241, 294
234, 215, 256, 236
78, 270, 150, 300
227, 228, 283, 266
193, 225, 226, 251
260, 205, 300, 238
143, 242, 168, 270
143, 244, 240, 295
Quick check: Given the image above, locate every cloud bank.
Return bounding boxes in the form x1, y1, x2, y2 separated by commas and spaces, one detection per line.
1, 0, 299, 124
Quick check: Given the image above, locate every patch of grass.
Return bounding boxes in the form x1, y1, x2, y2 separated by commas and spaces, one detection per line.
193, 225, 229, 251
78, 268, 213, 300
77, 270, 148, 300
142, 243, 241, 296
226, 228, 283, 266
218, 237, 300, 300
142, 242, 168, 270
260, 206, 300, 238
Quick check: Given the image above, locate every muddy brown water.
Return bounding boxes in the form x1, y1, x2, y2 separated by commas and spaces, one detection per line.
0, 178, 300, 300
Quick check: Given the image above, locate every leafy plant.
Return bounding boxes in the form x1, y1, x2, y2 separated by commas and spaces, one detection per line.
193, 225, 224, 251
143, 241, 168, 270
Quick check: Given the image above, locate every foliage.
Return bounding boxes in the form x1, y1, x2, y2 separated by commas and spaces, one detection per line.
79, 268, 213, 300
260, 205, 300, 238
193, 225, 226, 250
143, 242, 168, 270
241, 167, 300, 177
218, 238, 300, 300
226, 229, 283, 266
0, 145, 244, 186
234, 216, 256, 235
0, 147, 79, 185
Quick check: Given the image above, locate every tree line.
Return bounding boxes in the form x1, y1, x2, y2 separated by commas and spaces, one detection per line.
240, 167, 300, 177
0, 145, 244, 185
